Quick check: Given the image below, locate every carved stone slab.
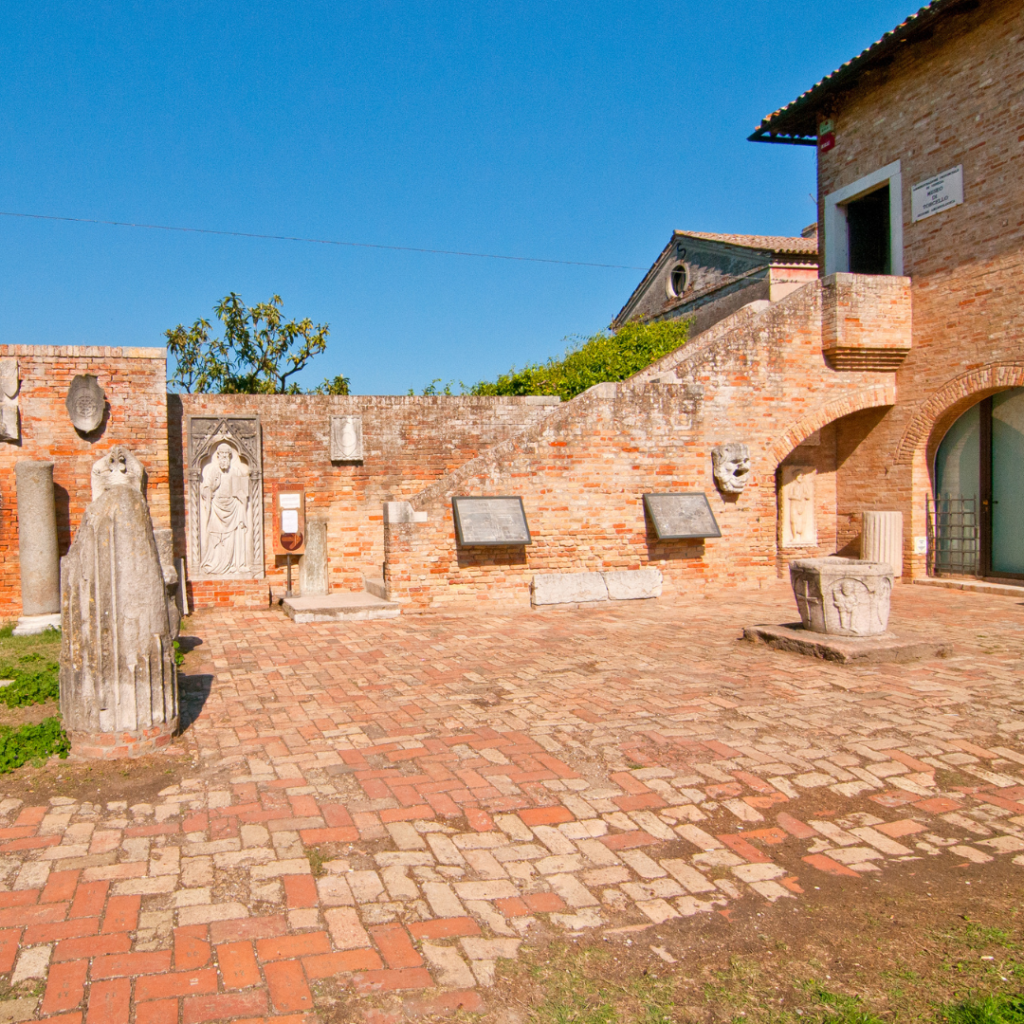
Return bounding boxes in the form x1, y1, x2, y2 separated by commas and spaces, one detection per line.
452, 497, 531, 546
789, 556, 893, 637
0, 358, 18, 443
643, 493, 721, 540
66, 374, 105, 433
780, 466, 816, 548
330, 415, 363, 461
187, 416, 264, 579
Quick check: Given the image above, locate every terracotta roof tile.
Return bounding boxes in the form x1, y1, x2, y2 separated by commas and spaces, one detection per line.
750, 0, 974, 143
676, 230, 818, 256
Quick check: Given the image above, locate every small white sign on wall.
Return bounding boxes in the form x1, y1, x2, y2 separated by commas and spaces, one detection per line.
912, 165, 963, 222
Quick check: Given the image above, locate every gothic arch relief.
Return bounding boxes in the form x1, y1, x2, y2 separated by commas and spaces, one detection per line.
187, 416, 264, 579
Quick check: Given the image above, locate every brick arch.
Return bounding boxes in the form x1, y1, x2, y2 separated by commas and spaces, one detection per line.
892, 363, 1024, 467
765, 382, 896, 468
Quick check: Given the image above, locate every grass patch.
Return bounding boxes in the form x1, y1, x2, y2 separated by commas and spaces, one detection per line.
0, 717, 70, 772
940, 992, 1024, 1024
306, 847, 327, 877
0, 653, 59, 707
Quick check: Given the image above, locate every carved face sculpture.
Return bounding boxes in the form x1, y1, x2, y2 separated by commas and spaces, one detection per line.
66, 375, 105, 433
711, 443, 751, 494
216, 444, 233, 472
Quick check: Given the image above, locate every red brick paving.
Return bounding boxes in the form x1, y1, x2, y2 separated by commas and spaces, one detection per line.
2, 583, 1024, 1020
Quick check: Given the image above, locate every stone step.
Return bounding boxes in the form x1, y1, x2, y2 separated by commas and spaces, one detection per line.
911, 576, 1024, 598
281, 592, 401, 623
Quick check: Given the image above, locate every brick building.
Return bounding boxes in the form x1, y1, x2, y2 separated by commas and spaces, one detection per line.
0, 0, 1019, 616
611, 228, 819, 338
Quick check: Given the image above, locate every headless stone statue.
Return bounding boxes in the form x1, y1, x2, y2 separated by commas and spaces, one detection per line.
60, 484, 178, 757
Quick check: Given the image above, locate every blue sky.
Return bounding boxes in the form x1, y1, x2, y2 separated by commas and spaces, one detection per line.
1, 1, 916, 395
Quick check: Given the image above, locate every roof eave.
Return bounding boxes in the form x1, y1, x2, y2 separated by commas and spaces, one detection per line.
749, 0, 979, 146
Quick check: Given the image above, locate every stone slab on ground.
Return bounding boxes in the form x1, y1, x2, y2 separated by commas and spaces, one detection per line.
282, 591, 400, 623
743, 621, 951, 664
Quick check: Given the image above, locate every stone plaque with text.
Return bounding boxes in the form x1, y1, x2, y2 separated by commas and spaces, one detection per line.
452, 497, 532, 546
643, 492, 721, 540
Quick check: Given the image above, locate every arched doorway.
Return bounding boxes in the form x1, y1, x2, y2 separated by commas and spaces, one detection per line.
934, 388, 1024, 578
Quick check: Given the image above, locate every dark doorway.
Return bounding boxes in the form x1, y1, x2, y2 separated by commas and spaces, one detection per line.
846, 185, 891, 275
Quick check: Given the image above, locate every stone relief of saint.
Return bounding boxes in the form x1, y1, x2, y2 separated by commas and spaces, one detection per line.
199, 442, 252, 574
781, 466, 817, 547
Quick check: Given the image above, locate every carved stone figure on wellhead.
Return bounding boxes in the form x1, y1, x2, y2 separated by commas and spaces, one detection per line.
60, 448, 178, 758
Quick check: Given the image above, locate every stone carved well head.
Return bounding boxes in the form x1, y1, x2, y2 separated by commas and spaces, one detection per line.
711, 442, 751, 494
91, 446, 145, 501
66, 375, 106, 433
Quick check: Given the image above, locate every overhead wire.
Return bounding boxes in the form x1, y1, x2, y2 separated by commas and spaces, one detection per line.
0, 210, 646, 271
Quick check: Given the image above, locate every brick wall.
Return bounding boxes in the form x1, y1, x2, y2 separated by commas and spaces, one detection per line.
172, 394, 559, 608
0, 345, 169, 619
384, 276, 906, 611
816, 0, 1024, 576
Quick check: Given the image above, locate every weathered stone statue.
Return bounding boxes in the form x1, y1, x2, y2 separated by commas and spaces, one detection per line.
66, 374, 106, 433
60, 480, 178, 758
790, 557, 893, 637
14, 460, 61, 635
91, 445, 145, 500
711, 443, 751, 494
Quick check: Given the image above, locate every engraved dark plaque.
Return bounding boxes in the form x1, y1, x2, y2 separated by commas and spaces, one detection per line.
452, 497, 532, 546
643, 492, 721, 540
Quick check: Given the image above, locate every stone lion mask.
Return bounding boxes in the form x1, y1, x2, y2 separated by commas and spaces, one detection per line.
711, 443, 751, 494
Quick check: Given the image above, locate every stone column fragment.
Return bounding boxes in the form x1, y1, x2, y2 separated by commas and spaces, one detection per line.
14, 460, 61, 635
300, 519, 329, 596
60, 486, 178, 758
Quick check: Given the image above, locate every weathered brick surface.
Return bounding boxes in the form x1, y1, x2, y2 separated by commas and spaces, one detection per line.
171, 393, 559, 607
0, 345, 169, 618
385, 276, 906, 609
815, 0, 1024, 575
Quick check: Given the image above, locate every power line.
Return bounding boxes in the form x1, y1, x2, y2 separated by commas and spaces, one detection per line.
0, 210, 646, 271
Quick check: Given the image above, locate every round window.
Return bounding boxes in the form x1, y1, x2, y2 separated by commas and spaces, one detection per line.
669, 263, 688, 298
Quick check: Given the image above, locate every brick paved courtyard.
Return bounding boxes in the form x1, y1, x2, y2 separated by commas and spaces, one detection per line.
3, 581, 1024, 1023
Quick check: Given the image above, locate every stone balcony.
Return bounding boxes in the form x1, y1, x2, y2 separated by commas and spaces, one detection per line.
820, 272, 912, 371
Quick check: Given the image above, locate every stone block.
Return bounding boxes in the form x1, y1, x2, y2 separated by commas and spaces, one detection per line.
604, 569, 662, 601
531, 573, 608, 606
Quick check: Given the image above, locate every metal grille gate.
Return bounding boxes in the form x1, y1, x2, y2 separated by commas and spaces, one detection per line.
927, 494, 980, 577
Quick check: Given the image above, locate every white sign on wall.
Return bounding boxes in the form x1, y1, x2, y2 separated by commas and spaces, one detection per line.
911, 165, 964, 222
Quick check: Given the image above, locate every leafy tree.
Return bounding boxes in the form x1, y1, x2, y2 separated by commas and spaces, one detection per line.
312, 374, 352, 396
166, 293, 334, 394
466, 318, 691, 401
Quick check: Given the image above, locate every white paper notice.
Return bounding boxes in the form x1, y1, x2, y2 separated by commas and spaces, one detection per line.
279, 493, 301, 509
281, 509, 299, 533
912, 165, 963, 222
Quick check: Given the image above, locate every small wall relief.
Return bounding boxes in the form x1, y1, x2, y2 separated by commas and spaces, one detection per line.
711, 442, 750, 494
330, 415, 363, 461
780, 465, 817, 548
0, 358, 19, 443
187, 416, 264, 579
66, 374, 106, 434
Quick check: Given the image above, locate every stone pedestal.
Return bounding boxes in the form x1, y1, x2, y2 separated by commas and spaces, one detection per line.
14, 461, 61, 636
790, 556, 893, 637
60, 486, 178, 758
862, 511, 903, 578
299, 519, 329, 596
